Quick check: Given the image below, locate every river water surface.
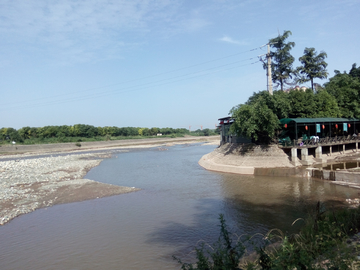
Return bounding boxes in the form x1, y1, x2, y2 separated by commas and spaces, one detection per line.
0, 143, 359, 269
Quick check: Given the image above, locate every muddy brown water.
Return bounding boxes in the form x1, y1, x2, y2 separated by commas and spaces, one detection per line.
0, 144, 359, 269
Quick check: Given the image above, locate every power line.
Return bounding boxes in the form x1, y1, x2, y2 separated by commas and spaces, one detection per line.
1, 60, 260, 111
1, 45, 265, 111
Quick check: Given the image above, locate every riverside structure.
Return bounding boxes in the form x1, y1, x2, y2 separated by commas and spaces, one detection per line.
279, 118, 360, 165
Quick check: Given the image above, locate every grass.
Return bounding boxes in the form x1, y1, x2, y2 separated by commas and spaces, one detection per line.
175, 203, 360, 270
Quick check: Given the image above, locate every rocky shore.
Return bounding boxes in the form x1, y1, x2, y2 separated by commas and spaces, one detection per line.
0, 153, 139, 225
0, 136, 220, 225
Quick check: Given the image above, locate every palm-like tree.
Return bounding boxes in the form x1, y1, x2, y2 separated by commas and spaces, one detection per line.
297, 47, 328, 91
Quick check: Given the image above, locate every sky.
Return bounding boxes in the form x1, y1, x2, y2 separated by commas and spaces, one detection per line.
0, 0, 359, 130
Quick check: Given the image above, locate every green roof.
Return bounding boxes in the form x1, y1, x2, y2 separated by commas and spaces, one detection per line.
280, 118, 358, 125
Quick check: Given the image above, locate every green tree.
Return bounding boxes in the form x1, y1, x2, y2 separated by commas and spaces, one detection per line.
288, 89, 317, 118
297, 47, 328, 91
313, 89, 341, 117
349, 63, 360, 79
324, 70, 360, 118
230, 97, 279, 144
272, 90, 292, 118
142, 128, 151, 136
42, 126, 58, 138
150, 127, 160, 136
18, 126, 31, 140
246, 90, 291, 119
268, 30, 296, 91
128, 127, 139, 136
0, 127, 22, 142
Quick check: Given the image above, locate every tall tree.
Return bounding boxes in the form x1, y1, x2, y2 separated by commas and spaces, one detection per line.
230, 97, 279, 144
297, 47, 328, 91
268, 30, 296, 91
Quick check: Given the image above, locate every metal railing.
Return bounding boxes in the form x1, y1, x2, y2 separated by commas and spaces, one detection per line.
279, 135, 359, 148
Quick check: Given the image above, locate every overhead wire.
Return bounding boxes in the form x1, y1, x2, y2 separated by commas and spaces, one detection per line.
1, 59, 261, 111
1, 45, 266, 111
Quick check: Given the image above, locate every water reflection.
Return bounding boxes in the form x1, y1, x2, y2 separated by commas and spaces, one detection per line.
314, 161, 360, 171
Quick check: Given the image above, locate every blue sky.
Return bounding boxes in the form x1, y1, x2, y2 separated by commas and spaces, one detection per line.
0, 0, 359, 130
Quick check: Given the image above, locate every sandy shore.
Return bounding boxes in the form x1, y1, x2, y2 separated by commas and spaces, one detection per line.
0, 136, 220, 225
0, 135, 220, 157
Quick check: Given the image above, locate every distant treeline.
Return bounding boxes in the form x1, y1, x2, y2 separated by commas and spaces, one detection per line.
0, 124, 218, 144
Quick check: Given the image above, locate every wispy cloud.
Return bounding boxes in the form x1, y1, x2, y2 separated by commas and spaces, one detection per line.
0, 0, 179, 64
219, 35, 247, 45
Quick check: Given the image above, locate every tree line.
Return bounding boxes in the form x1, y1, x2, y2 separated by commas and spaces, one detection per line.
0, 124, 218, 144
230, 30, 360, 144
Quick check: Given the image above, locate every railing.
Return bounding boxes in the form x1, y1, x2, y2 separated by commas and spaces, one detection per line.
279, 135, 359, 148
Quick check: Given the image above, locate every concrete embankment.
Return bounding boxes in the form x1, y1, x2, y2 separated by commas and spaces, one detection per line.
199, 143, 296, 175
199, 143, 360, 191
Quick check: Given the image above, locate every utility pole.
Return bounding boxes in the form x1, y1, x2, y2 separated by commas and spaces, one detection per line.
267, 43, 273, 95
259, 43, 273, 95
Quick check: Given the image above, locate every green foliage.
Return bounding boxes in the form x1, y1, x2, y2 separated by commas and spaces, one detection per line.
0, 127, 22, 143
324, 68, 360, 118
261, 203, 359, 269
268, 30, 296, 91
297, 47, 328, 91
191, 129, 219, 136
175, 205, 360, 270
174, 214, 245, 270
230, 95, 280, 144
349, 63, 360, 80
0, 124, 195, 145
230, 88, 341, 144
288, 89, 317, 118
313, 90, 341, 118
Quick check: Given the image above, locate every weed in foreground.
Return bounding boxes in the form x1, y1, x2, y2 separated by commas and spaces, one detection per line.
173, 214, 246, 270
175, 204, 360, 270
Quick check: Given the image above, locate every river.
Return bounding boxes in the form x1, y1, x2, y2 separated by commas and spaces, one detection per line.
0, 143, 358, 269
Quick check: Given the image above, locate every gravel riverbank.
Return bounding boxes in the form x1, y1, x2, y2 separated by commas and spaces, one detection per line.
0, 153, 139, 225
0, 136, 220, 225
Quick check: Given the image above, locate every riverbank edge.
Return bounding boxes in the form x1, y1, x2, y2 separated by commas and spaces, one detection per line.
0, 137, 220, 225
0, 153, 142, 225
0, 135, 220, 158
198, 143, 296, 175
199, 142, 360, 189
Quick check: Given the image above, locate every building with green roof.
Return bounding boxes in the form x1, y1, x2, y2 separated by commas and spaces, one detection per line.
279, 118, 360, 142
